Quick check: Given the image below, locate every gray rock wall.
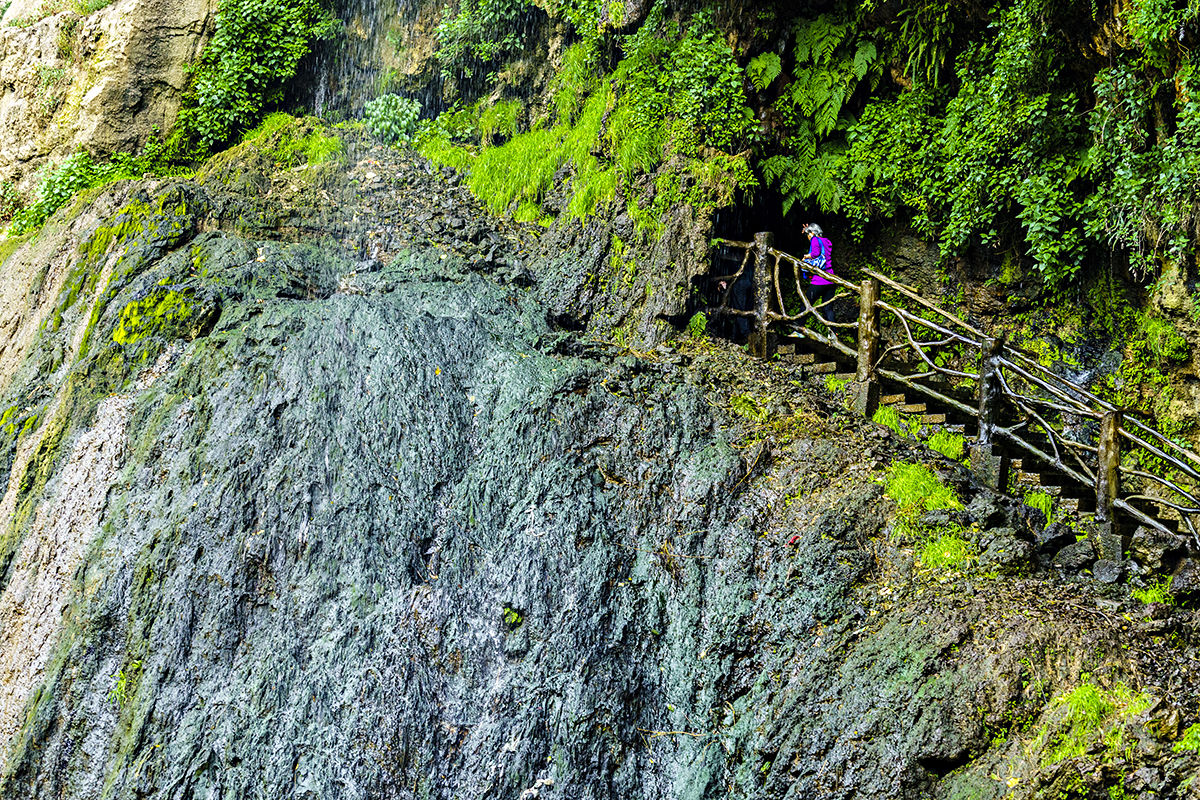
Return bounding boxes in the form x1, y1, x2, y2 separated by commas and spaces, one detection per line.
0, 137, 1195, 799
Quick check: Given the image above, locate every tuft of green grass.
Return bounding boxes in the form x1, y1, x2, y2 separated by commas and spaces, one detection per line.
242, 111, 294, 143
730, 394, 769, 424
885, 462, 962, 512
920, 529, 977, 569
1024, 490, 1055, 526
926, 429, 965, 461
824, 374, 850, 394
479, 99, 521, 144
1131, 577, 1173, 605
1040, 678, 1152, 766
415, 130, 476, 172
242, 113, 344, 166
873, 405, 920, 437
1176, 723, 1200, 753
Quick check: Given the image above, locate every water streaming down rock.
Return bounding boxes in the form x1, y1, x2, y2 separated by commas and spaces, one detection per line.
1, 4, 1200, 797
0, 126, 1195, 798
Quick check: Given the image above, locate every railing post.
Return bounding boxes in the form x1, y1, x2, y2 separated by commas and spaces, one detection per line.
1094, 410, 1124, 562
969, 336, 1009, 493
851, 277, 881, 417
747, 231, 775, 360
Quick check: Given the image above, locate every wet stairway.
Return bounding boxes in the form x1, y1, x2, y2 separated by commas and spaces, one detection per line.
776, 335, 1108, 524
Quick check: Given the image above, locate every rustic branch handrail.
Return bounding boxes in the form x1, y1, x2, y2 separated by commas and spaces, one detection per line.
706, 233, 1200, 557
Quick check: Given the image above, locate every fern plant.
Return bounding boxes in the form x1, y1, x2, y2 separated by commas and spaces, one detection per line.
762, 13, 882, 218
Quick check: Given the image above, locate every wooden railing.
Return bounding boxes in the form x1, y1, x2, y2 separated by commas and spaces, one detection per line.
708, 233, 1200, 558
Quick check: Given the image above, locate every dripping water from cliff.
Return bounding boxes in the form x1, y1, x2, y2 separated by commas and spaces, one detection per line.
288, 0, 443, 121
288, 0, 551, 123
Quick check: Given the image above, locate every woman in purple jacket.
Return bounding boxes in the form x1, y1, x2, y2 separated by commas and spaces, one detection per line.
800, 222, 834, 309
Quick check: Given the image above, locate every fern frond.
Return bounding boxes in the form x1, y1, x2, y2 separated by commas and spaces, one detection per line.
747, 52, 783, 91
852, 41, 877, 81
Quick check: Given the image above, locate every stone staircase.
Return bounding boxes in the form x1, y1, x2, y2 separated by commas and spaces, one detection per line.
777, 335, 1112, 526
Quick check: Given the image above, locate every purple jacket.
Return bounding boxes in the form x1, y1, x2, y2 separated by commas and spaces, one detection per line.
806, 236, 833, 285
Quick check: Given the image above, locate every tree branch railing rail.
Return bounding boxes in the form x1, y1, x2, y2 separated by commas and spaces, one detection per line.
708, 234, 1200, 556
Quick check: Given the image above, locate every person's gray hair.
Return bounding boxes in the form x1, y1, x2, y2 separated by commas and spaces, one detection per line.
803, 223, 824, 237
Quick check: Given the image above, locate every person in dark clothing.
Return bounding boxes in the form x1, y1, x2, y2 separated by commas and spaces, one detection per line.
800, 222, 835, 311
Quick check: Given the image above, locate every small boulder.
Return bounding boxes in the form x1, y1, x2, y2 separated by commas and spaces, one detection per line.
966, 494, 1008, 529
1053, 539, 1095, 573
1036, 522, 1076, 557
979, 531, 1034, 576
1170, 558, 1200, 601
1093, 559, 1123, 584
1130, 525, 1189, 573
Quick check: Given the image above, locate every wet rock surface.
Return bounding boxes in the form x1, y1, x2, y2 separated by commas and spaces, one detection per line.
0, 139, 1198, 799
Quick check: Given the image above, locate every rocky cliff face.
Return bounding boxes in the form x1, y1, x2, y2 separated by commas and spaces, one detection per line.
0, 0, 213, 194
0, 125, 1197, 799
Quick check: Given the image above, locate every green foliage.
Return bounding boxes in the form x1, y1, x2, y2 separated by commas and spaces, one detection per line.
730, 393, 769, 424
552, 41, 601, 124
926, 429, 964, 461
421, 4, 756, 231
502, 605, 523, 630
872, 405, 920, 438
5, 0, 113, 27
747, 52, 782, 91
920, 529, 976, 569
107, 660, 142, 708
434, 0, 535, 79
845, 1, 1089, 281
1024, 491, 1055, 527
479, 99, 520, 144
364, 94, 421, 145
884, 461, 962, 512
610, 8, 755, 165
1131, 577, 1174, 605
1038, 678, 1152, 766
173, 0, 339, 152
414, 106, 479, 171
467, 86, 617, 222
8, 153, 97, 233
686, 312, 707, 338
243, 113, 345, 165
895, 0, 957, 86
1176, 723, 1200, 752
760, 12, 882, 216
824, 373, 850, 394
7, 133, 189, 235
1086, 1, 1200, 272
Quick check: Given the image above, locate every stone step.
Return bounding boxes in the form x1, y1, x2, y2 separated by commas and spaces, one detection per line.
901, 403, 927, 414
835, 372, 857, 383
777, 343, 796, 356
880, 393, 906, 405
1057, 496, 1083, 515
921, 413, 947, 425
793, 351, 816, 365
807, 362, 838, 375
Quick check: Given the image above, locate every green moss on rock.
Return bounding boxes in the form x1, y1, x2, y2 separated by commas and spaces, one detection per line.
112, 288, 202, 346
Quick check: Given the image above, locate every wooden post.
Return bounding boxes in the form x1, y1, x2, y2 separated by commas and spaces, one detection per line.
747, 231, 775, 359
1094, 410, 1124, 561
969, 336, 1009, 493
851, 278, 881, 417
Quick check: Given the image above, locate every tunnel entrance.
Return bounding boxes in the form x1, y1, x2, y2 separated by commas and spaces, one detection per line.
698, 187, 836, 342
